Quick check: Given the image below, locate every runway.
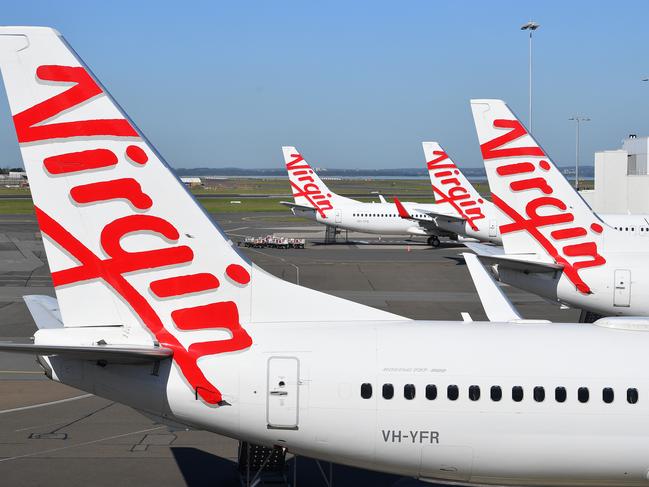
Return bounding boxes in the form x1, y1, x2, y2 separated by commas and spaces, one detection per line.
0, 212, 578, 486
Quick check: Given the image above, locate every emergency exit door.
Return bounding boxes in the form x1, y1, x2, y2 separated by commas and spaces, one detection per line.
614, 269, 631, 307
267, 357, 300, 430
335, 210, 342, 223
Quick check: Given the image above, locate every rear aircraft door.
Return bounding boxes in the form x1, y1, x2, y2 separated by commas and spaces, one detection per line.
489, 219, 497, 237
335, 210, 342, 224
267, 357, 300, 430
614, 269, 631, 307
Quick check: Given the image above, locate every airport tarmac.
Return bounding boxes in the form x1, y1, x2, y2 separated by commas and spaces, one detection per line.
0, 212, 579, 486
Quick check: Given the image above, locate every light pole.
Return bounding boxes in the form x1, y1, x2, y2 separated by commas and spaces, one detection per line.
521, 21, 540, 132
569, 116, 590, 190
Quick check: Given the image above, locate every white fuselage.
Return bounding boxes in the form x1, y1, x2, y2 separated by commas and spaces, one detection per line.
45, 320, 649, 486
494, 213, 649, 317
293, 200, 503, 243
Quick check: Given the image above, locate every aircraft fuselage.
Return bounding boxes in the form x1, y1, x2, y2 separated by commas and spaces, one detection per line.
44, 320, 649, 486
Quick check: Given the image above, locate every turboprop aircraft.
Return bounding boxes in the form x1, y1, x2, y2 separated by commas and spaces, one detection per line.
470, 99, 649, 321
6, 27, 649, 486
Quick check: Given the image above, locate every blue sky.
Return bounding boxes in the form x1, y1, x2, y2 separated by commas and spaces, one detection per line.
0, 0, 647, 169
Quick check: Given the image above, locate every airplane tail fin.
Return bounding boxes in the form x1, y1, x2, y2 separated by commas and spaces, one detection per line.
422, 141, 487, 231
0, 27, 405, 406
470, 99, 607, 294
282, 146, 356, 218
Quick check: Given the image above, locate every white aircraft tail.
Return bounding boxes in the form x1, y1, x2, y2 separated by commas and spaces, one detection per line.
0, 27, 405, 406
423, 141, 486, 231
282, 146, 356, 218
470, 99, 607, 295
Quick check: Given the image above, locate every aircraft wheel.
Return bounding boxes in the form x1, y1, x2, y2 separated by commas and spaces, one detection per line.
428, 236, 441, 248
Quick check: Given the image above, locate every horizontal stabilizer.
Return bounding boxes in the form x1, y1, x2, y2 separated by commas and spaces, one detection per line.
279, 201, 317, 213
23, 295, 62, 329
465, 242, 561, 273
0, 342, 172, 364
463, 253, 522, 321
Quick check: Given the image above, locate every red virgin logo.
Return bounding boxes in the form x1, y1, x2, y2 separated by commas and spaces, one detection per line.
481, 119, 605, 294
427, 150, 485, 231
285, 153, 333, 218
18, 65, 252, 405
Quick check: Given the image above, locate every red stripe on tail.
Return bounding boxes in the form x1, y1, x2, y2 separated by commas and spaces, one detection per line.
150, 273, 220, 298
44, 149, 118, 175
14, 65, 137, 143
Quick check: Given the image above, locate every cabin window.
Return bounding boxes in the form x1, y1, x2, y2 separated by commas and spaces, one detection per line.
490, 385, 502, 401
555, 386, 567, 403
578, 387, 589, 403
447, 384, 459, 401
360, 383, 372, 399
533, 386, 545, 402
425, 384, 437, 400
382, 383, 394, 400
602, 387, 614, 404
468, 385, 480, 401
627, 388, 639, 404
512, 386, 524, 402
404, 384, 416, 400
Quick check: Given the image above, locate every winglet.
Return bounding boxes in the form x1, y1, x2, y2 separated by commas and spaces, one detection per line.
463, 252, 522, 322
394, 197, 411, 219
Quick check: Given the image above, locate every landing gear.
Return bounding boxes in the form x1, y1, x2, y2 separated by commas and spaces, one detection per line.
427, 236, 441, 248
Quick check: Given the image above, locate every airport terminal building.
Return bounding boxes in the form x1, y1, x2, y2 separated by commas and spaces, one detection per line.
581, 135, 649, 214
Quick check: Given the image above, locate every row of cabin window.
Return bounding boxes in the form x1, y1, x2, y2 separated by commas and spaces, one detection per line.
614, 226, 649, 232
353, 213, 398, 218
359, 383, 639, 404
352, 213, 429, 219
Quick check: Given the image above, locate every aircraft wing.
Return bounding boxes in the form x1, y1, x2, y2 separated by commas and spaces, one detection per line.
415, 208, 465, 223
463, 253, 551, 323
463, 241, 504, 256
0, 342, 173, 364
463, 253, 522, 321
394, 197, 462, 224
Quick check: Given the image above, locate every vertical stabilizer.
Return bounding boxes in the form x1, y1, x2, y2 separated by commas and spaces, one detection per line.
282, 146, 356, 218
423, 141, 486, 231
0, 27, 405, 406
470, 99, 607, 294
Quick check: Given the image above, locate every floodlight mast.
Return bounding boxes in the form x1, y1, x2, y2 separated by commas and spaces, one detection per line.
569, 115, 591, 190
521, 21, 540, 132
